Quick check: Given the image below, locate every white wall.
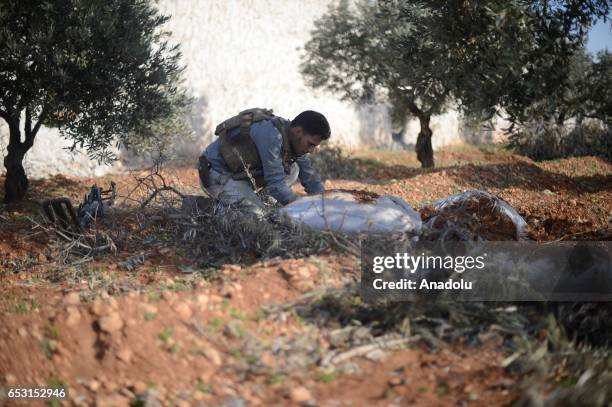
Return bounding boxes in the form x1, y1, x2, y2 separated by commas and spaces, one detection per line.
1, 0, 497, 178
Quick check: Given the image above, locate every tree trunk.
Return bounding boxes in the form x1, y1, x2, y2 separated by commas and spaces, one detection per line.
3, 145, 28, 203
415, 114, 434, 168
2, 110, 39, 203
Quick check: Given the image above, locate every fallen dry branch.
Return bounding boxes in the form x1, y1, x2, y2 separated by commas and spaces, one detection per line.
321, 334, 421, 366
31, 216, 117, 265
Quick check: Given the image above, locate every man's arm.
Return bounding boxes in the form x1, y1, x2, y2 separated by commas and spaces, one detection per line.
296, 155, 324, 194
251, 121, 298, 205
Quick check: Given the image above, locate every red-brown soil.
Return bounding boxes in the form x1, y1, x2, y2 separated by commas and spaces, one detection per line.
0, 145, 610, 406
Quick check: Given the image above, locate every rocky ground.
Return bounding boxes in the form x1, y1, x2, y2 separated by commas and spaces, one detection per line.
0, 144, 610, 406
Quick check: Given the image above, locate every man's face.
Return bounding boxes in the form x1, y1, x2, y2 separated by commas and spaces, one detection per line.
291, 127, 323, 156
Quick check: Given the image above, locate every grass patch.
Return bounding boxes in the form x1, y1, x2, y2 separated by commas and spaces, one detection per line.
196, 381, 213, 394
317, 371, 337, 383
252, 309, 267, 322
41, 338, 55, 359
8, 297, 39, 314
158, 327, 174, 344
46, 325, 60, 340
208, 317, 223, 332
268, 373, 285, 385
161, 280, 190, 292
229, 308, 248, 321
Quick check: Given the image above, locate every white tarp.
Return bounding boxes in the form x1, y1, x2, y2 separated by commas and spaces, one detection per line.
278, 191, 422, 234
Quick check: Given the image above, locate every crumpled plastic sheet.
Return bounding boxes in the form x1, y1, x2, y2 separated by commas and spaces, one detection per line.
278, 191, 422, 235
424, 190, 529, 241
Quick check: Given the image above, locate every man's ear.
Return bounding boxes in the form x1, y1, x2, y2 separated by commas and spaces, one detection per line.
290, 126, 304, 145
292, 126, 303, 138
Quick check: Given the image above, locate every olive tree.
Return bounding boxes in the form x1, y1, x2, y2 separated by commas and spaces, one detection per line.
0, 0, 186, 202
301, 0, 609, 168
450, 1, 610, 128
301, 0, 454, 167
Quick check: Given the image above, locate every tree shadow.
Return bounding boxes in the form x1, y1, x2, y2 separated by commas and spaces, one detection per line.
320, 153, 611, 195
445, 161, 612, 194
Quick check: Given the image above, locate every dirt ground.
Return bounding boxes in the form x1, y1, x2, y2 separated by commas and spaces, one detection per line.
0, 145, 610, 406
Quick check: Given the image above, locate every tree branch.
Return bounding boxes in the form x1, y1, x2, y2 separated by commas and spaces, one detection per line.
28, 104, 49, 148
406, 100, 423, 119
25, 105, 32, 140
0, 109, 9, 124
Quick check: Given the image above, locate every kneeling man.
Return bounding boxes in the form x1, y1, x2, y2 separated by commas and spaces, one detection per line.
199, 108, 330, 215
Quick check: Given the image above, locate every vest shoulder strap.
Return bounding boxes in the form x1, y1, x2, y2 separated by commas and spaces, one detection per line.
214, 108, 275, 136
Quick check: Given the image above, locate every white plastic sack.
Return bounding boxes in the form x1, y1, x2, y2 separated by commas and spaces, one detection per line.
278, 190, 422, 234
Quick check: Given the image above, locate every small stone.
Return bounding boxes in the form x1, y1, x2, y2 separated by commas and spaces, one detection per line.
17, 327, 27, 338
290, 386, 313, 404
543, 189, 554, 195
225, 264, 241, 273
117, 348, 132, 363
196, 294, 209, 306
37, 253, 47, 263
296, 266, 311, 278
30, 327, 42, 341
94, 394, 130, 407
142, 303, 158, 314
5, 374, 17, 385
173, 302, 192, 320
102, 379, 119, 392
162, 291, 174, 301
107, 297, 118, 310
132, 381, 147, 395
65, 306, 81, 326
120, 387, 134, 398
91, 300, 108, 316
388, 377, 405, 386
98, 313, 123, 333
199, 369, 214, 383
204, 346, 222, 366
175, 400, 190, 407
63, 292, 81, 306
88, 380, 101, 392
261, 352, 275, 368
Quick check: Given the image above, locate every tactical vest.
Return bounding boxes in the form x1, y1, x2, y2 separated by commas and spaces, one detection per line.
215, 108, 297, 188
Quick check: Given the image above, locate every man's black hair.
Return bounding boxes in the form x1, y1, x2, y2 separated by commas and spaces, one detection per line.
291, 110, 331, 140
